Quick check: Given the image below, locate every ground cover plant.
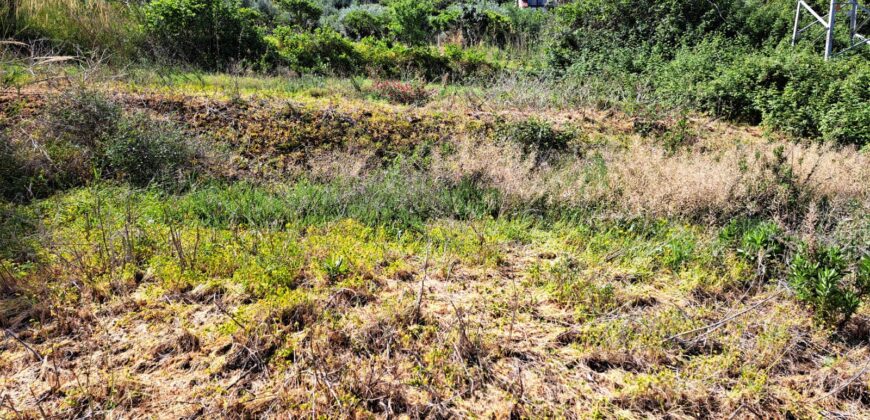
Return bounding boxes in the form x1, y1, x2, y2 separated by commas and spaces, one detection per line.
1, 0, 869, 417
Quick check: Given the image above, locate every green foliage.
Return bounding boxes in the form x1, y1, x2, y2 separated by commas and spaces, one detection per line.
495, 117, 572, 156
276, 0, 322, 29
697, 50, 869, 144
46, 89, 122, 146
721, 219, 786, 279
266, 27, 360, 74
553, 0, 790, 57
548, 0, 869, 146
541, 256, 617, 318
178, 166, 502, 231
14, 90, 127, 197
385, 0, 434, 45
338, 4, 390, 40
431, 2, 545, 49
1, 0, 144, 59
321, 255, 349, 281
355, 39, 448, 79
263, 33, 501, 80
788, 246, 870, 328
737, 221, 784, 262
101, 114, 193, 187
455, 4, 512, 47
144, 0, 266, 69
661, 231, 696, 271
0, 202, 38, 262
4, 90, 197, 199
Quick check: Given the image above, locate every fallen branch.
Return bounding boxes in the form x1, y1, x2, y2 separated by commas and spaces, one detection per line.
3, 328, 44, 362
811, 355, 870, 404
666, 290, 783, 342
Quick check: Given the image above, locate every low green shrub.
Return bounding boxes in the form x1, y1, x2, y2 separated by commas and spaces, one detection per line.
5, 90, 198, 198
738, 221, 783, 259
1, 90, 123, 199
495, 117, 572, 157
101, 114, 193, 186
46, 89, 122, 147
789, 246, 870, 328
266, 27, 360, 74
737, 220, 785, 279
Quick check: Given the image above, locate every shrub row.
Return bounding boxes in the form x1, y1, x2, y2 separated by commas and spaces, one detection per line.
654, 41, 870, 145
548, 0, 870, 146
264, 28, 501, 80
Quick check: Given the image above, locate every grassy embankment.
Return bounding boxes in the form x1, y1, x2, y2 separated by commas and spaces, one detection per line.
1, 68, 869, 417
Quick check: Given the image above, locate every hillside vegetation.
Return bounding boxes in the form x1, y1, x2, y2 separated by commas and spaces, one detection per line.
1, 0, 869, 418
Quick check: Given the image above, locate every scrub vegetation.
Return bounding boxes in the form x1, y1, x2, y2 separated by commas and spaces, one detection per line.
1, 0, 869, 418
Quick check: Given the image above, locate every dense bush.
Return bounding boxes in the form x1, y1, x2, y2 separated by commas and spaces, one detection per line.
2, 90, 198, 200
144, 0, 266, 69
338, 4, 390, 40
655, 44, 870, 145
356, 39, 449, 79
266, 27, 360, 74
789, 246, 870, 327
102, 115, 193, 186
263, 32, 501, 80
385, 0, 435, 45
548, 0, 870, 146
430, 2, 546, 49
552, 0, 792, 60
275, 0, 322, 29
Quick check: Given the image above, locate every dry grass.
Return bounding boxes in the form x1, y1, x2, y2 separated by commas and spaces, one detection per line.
2, 82, 869, 418
4, 238, 869, 418
429, 132, 869, 223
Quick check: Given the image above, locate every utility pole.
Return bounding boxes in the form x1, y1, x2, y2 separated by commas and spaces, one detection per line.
825, 0, 837, 59
792, 0, 870, 59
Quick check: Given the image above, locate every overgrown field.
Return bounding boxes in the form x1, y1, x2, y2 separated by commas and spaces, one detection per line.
0, 68, 869, 418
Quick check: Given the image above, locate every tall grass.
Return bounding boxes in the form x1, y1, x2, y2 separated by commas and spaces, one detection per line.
176, 168, 503, 231
3, 0, 143, 59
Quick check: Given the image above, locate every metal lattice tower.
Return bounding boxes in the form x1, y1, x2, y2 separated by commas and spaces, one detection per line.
792, 0, 870, 59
